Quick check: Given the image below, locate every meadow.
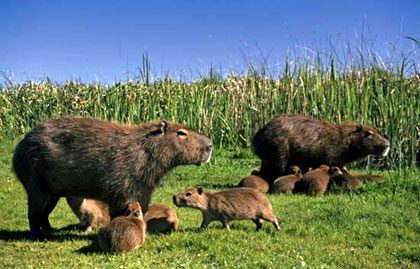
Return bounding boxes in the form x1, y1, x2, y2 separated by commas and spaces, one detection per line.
0, 52, 419, 267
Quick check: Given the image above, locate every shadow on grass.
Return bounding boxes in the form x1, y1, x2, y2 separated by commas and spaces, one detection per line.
196, 182, 237, 190
0, 225, 95, 242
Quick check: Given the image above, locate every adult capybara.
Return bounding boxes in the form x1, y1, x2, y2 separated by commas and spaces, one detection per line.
237, 175, 269, 193
12, 117, 212, 239
252, 115, 390, 183
294, 165, 343, 196
97, 202, 146, 253
270, 165, 303, 194
173, 187, 280, 231
144, 204, 179, 234
66, 197, 110, 232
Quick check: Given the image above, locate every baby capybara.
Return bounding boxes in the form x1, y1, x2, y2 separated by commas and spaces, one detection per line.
66, 197, 110, 232
13, 117, 212, 239
328, 167, 363, 191
270, 165, 303, 194
252, 115, 390, 183
294, 165, 343, 196
97, 202, 146, 253
237, 175, 269, 193
173, 187, 280, 231
144, 204, 179, 234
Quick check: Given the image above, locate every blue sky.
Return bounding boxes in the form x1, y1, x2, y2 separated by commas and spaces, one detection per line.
1, 0, 419, 83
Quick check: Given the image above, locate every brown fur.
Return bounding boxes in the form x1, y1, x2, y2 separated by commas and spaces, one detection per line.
97, 202, 146, 253
144, 204, 179, 234
294, 165, 343, 196
237, 175, 269, 193
173, 187, 280, 231
328, 167, 363, 191
358, 174, 387, 183
66, 197, 110, 232
252, 115, 390, 183
270, 166, 303, 194
12, 117, 212, 239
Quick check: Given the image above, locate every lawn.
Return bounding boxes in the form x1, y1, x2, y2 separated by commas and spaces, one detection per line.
0, 139, 418, 268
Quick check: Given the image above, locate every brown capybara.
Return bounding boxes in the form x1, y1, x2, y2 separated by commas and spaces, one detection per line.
328, 167, 363, 191
358, 174, 387, 183
12, 117, 212, 239
144, 204, 179, 234
252, 115, 390, 183
270, 165, 303, 194
173, 187, 280, 231
66, 197, 110, 232
294, 165, 343, 196
97, 202, 146, 253
237, 175, 269, 193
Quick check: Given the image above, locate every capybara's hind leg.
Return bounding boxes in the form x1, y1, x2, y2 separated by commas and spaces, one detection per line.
261, 210, 281, 231
40, 196, 60, 232
253, 219, 264, 231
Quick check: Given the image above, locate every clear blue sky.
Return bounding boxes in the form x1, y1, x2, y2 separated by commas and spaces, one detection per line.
1, 0, 419, 83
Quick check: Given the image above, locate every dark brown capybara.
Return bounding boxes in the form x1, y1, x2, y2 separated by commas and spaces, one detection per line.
237, 175, 269, 193
144, 204, 179, 234
97, 202, 146, 253
173, 187, 280, 231
12, 117, 212, 239
270, 165, 303, 194
294, 165, 343, 196
66, 197, 110, 232
252, 115, 390, 183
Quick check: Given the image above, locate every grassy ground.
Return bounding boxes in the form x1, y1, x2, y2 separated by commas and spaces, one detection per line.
0, 139, 419, 268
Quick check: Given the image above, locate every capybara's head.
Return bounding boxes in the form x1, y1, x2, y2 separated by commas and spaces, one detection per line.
125, 202, 143, 218
347, 124, 390, 158
290, 165, 302, 175
328, 166, 343, 177
145, 121, 212, 166
173, 187, 207, 209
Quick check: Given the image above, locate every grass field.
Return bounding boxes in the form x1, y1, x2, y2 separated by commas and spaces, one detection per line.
0, 139, 419, 268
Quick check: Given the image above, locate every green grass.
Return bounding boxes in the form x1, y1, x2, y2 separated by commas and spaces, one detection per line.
0, 140, 419, 268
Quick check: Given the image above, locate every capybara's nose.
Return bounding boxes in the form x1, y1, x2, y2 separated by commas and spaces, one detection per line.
206, 144, 213, 152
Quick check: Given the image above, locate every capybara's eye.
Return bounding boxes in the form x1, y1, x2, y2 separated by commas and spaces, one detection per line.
177, 129, 188, 136
186, 192, 192, 196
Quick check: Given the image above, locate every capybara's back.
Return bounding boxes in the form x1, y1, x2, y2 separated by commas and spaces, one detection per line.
237, 175, 269, 193
144, 204, 179, 234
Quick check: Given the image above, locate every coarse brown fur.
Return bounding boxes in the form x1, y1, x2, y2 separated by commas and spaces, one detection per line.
237, 175, 269, 193
66, 197, 110, 232
144, 204, 179, 234
328, 167, 363, 191
173, 187, 280, 231
12, 117, 212, 239
294, 165, 343, 196
252, 115, 390, 183
270, 166, 303, 194
97, 202, 146, 253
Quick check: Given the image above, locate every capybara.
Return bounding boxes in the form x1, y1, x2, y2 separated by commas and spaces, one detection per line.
237, 175, 269, 193
270, 165, 303, 194
66, 197, 110, 232
294, 165, 343, 196
252, 115, 390, 183
173, 187, 280, 231
328, 167, 363, 191
12, 117, 212, 239
97, 202, 146, 253
144, 204, 179, 234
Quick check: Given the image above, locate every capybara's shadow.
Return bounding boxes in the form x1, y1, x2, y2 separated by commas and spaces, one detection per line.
0, 226, 95, 242
75, 241, 103, 254
197, 182, 237, 190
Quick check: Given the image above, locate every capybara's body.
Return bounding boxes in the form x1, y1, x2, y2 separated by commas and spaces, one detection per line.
252, 115, 390, 183
238, 175, 269, 193
294, 165, 342, 196
328, 167, 363, 191
173, 187, 280, 231
97, 202, 146, 253
12, 117, 212, 238
144, 204, 179, 234
270, 166, 303, 194
66, 197, 110, 232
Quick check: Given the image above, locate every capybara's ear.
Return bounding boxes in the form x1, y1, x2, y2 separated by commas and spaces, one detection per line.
160, 120, 168, 134
355, 124, 363, 132
197, 187, 203, 195
125, 207, 132, 216
176, 129, 189, 137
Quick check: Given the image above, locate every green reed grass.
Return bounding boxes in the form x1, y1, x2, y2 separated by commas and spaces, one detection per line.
0, 56, 418, 168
